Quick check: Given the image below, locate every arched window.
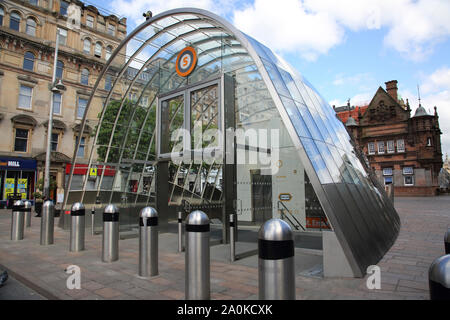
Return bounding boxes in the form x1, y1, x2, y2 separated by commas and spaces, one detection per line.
94, 42, 102, 57
56, 60, 64, 79
10, 12, 21, 31
23, 52, 35, 71
83, 38, 91, 54
105, 46, 113, 60
81, 68, 89, 85
26, 18, 37, 36
0, 8, 4, 26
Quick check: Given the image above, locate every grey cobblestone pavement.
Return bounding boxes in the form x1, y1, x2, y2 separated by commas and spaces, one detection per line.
0, 195, 448, 300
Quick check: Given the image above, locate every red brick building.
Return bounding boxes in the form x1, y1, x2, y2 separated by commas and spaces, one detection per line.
335, 80, 443, 196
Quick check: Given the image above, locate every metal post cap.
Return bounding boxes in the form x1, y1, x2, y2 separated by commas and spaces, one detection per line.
13, 199, 24, 207
24, 200, 32, 209
104, 204, 119, 214
71, 202, 85, 211
429, 254, 450, 288
186, 210, 209, 225
43, 200, 54, 208
139, 206, 158, 227
258, 219, 293, 241
140, 206, 158, 218
71, 202, 85, 216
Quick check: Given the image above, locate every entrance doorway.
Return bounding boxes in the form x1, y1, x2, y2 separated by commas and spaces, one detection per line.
251, 169, 272, 223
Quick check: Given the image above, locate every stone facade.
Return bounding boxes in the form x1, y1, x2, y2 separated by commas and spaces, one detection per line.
335, 80, 443, 196
0, 0, 126, 204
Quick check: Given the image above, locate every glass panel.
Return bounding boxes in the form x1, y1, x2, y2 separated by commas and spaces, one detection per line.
300, 138, 333, 184
18, 85, 32, 109
51, 133, 59, 151
14, 129, 28, 152
23, 52, 35, 71
10, 13, 20, 31
53, 92, 62, 114
190, 84, 219, 150
26, 18, 36, 36
160, 95, 184, 155
77, 98, 87, 119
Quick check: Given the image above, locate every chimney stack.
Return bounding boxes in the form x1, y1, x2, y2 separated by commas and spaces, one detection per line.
385, 80, 398, 102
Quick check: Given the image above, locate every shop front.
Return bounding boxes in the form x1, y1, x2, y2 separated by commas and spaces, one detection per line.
0, 157, 36, 208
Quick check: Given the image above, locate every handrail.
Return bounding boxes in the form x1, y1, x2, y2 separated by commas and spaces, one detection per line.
277, 201, 306, 231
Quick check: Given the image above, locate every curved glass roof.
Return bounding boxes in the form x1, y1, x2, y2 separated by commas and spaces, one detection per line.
65, 8, 400, 277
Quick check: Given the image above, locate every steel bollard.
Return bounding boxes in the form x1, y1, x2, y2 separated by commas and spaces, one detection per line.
91, 207, 95, 236
178, 211, 183, 252
40, 200, 54, 245
258, 218, 295, 300
70, 202, 85, 252
230, 213, 236, 262
445, 229, 450, 255
11, 200, 25, 241
185, 210, 210, 300
428, 254, 450, 300
139, 207, 158, 277
24, 200, 32, 228
102, 204, 119, 262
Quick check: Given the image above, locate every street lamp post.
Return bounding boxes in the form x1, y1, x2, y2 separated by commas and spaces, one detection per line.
43, 30, 65, 199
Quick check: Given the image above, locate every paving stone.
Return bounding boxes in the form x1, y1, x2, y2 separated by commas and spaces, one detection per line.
94, 287, 123, 299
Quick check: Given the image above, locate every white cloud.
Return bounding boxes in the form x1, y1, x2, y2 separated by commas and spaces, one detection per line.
233, 0, 343, 61
422, 67, 450, 94
104, 0, 450, 61
329, 92, 373, 108
333, 73, 375, 89
399, 68, 450, 156
232, 0, 450, 61
109, 0, 222, 26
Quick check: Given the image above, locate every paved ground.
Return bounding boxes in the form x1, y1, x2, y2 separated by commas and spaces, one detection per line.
0, 274, 45, 300
0, 195, 448, 300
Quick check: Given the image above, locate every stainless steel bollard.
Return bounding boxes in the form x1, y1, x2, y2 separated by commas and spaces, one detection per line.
445, 229, 450, 255
24, 200, 32, 228
185, 210, 210, 300
139, 207, 158, 277
428, 254, 450, 300
11, 200, 25, 241
102, 204, 119, 262
40, 200, 54, 245
70, 202, 85, 252
178, 211, 183, 253
230, 213, 236, 262
258, 218, 295, 300
91, 207, 95, 236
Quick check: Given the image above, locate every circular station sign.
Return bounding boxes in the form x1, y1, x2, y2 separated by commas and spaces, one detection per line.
176, 46, 197, 77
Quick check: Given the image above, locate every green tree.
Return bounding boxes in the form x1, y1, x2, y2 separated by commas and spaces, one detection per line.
96, 99, 156, 165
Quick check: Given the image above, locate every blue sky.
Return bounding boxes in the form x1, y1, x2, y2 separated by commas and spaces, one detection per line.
85, 0, 450, 158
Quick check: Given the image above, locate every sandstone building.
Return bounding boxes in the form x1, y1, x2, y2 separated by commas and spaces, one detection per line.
0, 0, 127, 206
335, 80, 443, 196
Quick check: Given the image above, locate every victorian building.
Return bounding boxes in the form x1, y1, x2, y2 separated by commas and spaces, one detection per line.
335, 80, 443, 196
0, 0, 127, 206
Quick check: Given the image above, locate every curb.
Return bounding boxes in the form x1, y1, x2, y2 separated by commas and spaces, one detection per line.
0, 263, 60, 300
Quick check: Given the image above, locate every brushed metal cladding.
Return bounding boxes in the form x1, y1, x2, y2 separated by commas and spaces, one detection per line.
65, 7, 400, 277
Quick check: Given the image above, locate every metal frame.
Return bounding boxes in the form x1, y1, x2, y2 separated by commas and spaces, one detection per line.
64, 8, 399, 277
